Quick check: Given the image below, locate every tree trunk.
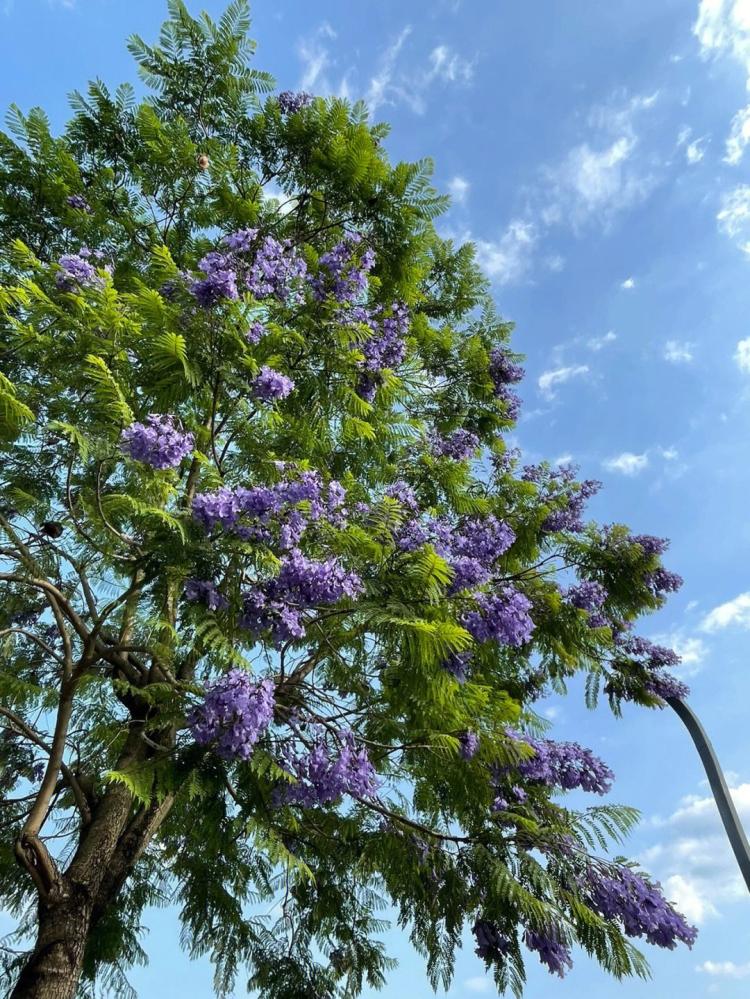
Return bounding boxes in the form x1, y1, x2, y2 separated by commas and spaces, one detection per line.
9, 888, 93, 999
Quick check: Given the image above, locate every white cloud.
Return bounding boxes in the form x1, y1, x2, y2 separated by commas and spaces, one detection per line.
643, 781, 750, 924
553, 454, 573, 467
659, 445, 679, 460
717, 185, 750, 253
726, 104, 750, 163
694, 1, 750, 162
686, 138, 708, 163
621, 276, 636, 289
447, 175, 470, 204
697, 960, 750, 978
538, 364, 590, 398
701, 591, 750, 631
297, 23, 337, 91
602, 451, 649, 475
463, 976, 492, 993
651, 630, 708, 674
735, 336, 750, 371
545, 253, 565, 272
366, 27, 415, 113
427, 45, 474, 83
664, 339, 694, 363
588, 330, 617, 351
474, 220, 537, 285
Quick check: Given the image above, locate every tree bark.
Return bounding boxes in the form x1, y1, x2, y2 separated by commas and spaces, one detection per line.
9, 747, 165, 999
10, 887, 94, 999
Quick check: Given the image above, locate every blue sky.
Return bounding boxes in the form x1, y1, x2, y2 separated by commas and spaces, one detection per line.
3, 0, 750, 996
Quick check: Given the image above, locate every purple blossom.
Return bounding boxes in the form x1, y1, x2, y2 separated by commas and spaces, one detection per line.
246, 320, 268, 344
223, 227, 259, 252
184, 578, 229, 612
644, 671, 690, 700
462, 587, 535, 647
472, 920, 511, 963
442, 651, 472, 683
280, 732, 378, 806
277, 90, 313, 114
120, 414, 194, 469
192, 487, 242, 532
359, 302, 409, 373
567, 581, 608, 613
491, 446, 521, 475
275, 548, 364, 605
55, 250, 103, 291
585, 863, 697, 950
251, 366, 295, 401
632, 534, 670, 557
646, 567, 684, 596
523, 927, 573, 978
312, 234, 376, 303
246, 236, 307, 303
431, 429, 480, 461
384, 480, 419, 511
239, 589, 305, 645
459, 731, 479, 760
188, 670, 275, 761
190, 250, 239, 306
509, 732, 614, 794
489, 347, 524, 390
66, 194, 91, 212
616, 635, 681, 670
356, 371, 380, 402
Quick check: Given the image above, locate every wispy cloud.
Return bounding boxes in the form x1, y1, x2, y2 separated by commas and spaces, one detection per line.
735, 336, 750, 371
621, 276, 636, 289
463, 976, 492, 994
651, 630, 708, 675
717, 185, 750, 253
473, 220, 537, 285
697, 960, 750, 978
588, 330, 617, 351
297, 23, 337, 91
602, 451, 649, 475
664, 340, 694, 363
643, 780, 750, 924
701, 591, 750, 631
426, 45, 474, 84
538, 363, 589, 398
694, 0, 750, 163
447, 175, 470, 204
365, 27, 416, 113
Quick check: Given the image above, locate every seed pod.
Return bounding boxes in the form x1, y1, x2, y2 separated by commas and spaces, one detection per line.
197, 154, 210, 170
40, 521, 64, 539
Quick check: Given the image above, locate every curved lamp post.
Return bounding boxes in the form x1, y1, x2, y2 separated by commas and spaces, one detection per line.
666, 697, 750, 893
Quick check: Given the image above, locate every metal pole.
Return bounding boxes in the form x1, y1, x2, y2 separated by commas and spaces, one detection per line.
666, 697, 750, 894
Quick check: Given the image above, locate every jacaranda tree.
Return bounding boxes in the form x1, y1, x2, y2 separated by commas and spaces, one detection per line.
0, 3, 697, 997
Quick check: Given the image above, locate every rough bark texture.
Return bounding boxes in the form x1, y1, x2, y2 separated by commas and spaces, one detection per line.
10, 730, 175, 999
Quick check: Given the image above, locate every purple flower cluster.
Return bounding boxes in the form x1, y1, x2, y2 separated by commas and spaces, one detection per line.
523, 927, 573, 978
459, 730, 479, 760
488, 347, 524, 420
472, 920, 511, 962
462, 587, 534, 646
585, 863, 697, 950
250, 366, 295, 402
384, 480, 419, 511
120, 414, 194, 469
612, 634, 689, 701
239, 549, 363, 645
190, 230, 307, 308
192, 471, 342, 542
522, 463, 602, 534
509, 732, 614, 794
247, 235, 307, 302
430, 429, 480, 461
442, 651, 472, 683
567, 581, 607, 612
184, 578, 229, 612
312, 234, 376, 303
645, 567, 684, 597
66, 194, 91, 212
279, 731, 378, 806
188, 670, 275, 761
277, 90, 313, 114
246, 320, 268, 344
359, 301, 410, 374
632, 534, 670, 557
55, 248, 104, 291
191, 250, 239, 306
